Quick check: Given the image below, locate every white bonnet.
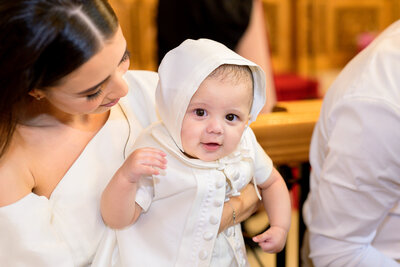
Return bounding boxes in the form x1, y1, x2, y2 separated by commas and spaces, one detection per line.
156, 38, 266, 151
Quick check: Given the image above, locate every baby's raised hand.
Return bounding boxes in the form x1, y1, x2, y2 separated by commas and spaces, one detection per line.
121, 147, 167, 183
252, 225, 288, 253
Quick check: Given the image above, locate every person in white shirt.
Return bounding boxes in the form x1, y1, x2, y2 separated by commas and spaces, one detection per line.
99, 39, 291, 267
302, 20, 400, 267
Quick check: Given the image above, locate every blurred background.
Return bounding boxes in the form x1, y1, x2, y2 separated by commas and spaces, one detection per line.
109, 0, 400, 98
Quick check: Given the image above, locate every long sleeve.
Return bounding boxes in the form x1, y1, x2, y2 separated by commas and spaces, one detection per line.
305, 98, 400, 266
0, 194, 74, 266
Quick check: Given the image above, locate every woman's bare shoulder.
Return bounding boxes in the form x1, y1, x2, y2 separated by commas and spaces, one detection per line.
0, 137, 34, 207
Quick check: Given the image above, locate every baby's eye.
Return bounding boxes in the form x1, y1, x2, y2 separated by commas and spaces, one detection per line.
194, 109, 207, 117
226, 114, 238, 121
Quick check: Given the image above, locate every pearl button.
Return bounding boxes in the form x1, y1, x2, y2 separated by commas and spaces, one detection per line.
209, 215, 219, 225
203, 232, 213, 241
216, 180, 225, 188
199, 250, 208, 260
214, 199, 223, 207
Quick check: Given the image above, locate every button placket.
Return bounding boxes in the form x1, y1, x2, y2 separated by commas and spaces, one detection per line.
215, 179, 225, 189
203, 231, 213, 241
198, 169, 226, 264
209, 215, 219, 225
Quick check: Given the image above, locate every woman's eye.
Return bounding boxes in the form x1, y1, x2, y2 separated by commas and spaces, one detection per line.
195, 109, 206, 117
226, 114, 238, 121
121, 50, 131, 63
86, 89, 103, 100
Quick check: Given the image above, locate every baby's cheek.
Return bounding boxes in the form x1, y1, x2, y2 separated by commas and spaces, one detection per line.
227, 133, 242, 151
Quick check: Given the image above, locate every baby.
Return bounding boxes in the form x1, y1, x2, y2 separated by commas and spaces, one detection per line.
100, 39, 291, 267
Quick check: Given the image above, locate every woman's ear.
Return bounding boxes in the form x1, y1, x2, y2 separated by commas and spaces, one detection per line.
28, 89, 46, 100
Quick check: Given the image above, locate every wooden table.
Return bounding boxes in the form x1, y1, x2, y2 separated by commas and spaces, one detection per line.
250, 99, 322, 267
250, 99, 322, 165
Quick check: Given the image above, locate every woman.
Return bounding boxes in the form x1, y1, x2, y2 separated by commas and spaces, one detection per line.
0, 1, 260, 266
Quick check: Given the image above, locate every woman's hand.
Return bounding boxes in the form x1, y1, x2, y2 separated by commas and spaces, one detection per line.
218, 183, 260, 233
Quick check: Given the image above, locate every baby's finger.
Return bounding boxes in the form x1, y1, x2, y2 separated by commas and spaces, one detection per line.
130, 149, 166, 164
137, 147, 167, 157
141, 164, 164, 176
142, 153, 168, 168
140, 160, 167, 172
136, 150, 167, 164
252, 230, 272, 243
257, 240, 279, 253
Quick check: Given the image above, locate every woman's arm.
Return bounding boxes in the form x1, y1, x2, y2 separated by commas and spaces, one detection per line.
236, 0, 276, 113
218, 183, 260, 233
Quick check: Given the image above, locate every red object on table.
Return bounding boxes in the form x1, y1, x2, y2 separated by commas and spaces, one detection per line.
273, 73, 319, 101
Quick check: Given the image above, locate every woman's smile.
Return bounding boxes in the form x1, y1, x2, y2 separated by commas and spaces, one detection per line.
101, 98, 120, 107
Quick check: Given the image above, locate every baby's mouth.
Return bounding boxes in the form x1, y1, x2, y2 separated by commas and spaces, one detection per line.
202, 142, 221, 151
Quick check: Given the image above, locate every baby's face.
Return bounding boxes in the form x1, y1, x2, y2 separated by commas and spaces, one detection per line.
181, 76, 252, 162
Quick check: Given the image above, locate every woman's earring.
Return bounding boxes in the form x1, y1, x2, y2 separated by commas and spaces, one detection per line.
35, 95, 42, 101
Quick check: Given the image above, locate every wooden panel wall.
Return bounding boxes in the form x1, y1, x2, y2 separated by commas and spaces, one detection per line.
110, 0, 400, 74
109, 0, 158, 71
263, 0, 400, 75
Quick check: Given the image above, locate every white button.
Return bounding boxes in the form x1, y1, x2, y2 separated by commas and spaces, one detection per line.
216, 180, 225, 188
209, 215, 219, 225
214, 199, 223, 207
199, 250, 208, 260
203, 232, 213, 241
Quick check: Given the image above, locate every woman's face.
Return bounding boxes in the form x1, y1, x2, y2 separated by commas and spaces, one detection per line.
36, 26, 130, 115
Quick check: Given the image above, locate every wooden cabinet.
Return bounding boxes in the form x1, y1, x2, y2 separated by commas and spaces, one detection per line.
262, 0, 400, 74
111, 0, 400, 74
262, 0, 293, 73
109, 0, 158, 71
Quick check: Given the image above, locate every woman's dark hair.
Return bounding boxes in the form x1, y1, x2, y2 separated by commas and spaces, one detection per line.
0, 0, 118, 157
